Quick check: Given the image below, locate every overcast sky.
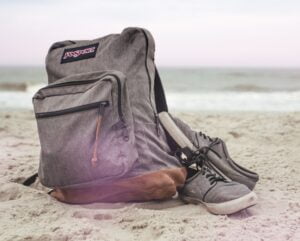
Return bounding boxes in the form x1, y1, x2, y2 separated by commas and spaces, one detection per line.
1, 0, 299, 67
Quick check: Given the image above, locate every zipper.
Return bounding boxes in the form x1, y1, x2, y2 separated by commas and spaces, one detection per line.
140, 29, 160, 136
113, 74, 129, 141
90, 103, 106, 167
35, 101, 109, 118
43, 78, 100, 89
35, 74, 125, 123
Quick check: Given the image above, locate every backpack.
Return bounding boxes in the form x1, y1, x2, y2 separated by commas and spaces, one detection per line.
30, 27, 181, 188
25, 27, 258, 191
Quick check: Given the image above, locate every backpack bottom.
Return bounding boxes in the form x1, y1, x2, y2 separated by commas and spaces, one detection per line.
49, 167, 187, 204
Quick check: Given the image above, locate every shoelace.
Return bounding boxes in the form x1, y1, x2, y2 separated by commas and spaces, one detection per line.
200, 166, 226, 185
197, 131, 213, 142
179, 138, 221, 168
192, 146, 226, 184
176, 138, 226, 184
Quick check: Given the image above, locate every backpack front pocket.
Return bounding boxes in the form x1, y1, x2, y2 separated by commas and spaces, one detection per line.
33, 71, 138, 188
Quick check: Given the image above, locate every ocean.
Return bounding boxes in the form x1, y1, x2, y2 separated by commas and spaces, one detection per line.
0, 66, 299, 111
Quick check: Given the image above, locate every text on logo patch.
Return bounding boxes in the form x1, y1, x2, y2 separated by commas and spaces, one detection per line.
61, 43, 99, 64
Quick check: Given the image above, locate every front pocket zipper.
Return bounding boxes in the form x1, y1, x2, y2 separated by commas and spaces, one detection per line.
35, 101, 109, 118
44, 79, 100, 89
35, 74, 126, 127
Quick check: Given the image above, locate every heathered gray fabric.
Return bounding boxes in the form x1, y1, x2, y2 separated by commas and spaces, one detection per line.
180, 168, 251, 203
36, 27, 182, 188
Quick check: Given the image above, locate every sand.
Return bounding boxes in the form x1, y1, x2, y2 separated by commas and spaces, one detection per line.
0, 110, 299, 241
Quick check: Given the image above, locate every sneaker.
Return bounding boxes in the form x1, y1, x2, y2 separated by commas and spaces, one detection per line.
196, 136, 259, 190
170, 114, 259, 190
180, 167, 258, 215
158, 112, 259, 190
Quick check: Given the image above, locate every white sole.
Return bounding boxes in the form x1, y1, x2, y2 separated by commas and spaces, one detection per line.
181, 191, 258, 215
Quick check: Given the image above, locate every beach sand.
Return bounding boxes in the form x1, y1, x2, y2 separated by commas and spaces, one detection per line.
0, 110, 299, 241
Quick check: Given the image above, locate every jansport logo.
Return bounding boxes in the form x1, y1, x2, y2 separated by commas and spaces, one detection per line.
63, 47, 96, 59
61, 43, 99, 64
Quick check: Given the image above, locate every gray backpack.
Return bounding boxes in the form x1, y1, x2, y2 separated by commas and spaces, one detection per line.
31, 27, 181, 188
26, 27, 258, 191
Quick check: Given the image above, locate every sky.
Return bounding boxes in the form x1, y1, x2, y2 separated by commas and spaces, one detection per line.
0, 0, 300, 67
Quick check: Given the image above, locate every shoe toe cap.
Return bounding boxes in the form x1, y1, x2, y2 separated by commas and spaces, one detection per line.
204, 182, 251, 203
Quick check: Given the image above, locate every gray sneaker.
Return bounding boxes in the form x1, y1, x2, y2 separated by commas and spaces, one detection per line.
171, 115, 259, 190
180, 167, 258, 215
198, 136, 259, 190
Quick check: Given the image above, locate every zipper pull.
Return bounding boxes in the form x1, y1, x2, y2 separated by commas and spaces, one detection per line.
122, 123, 129, 142
90, 102, 106, 167
155, 114, 160, 137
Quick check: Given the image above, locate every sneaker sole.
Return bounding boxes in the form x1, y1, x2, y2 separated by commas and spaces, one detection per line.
181, 191, 258, 215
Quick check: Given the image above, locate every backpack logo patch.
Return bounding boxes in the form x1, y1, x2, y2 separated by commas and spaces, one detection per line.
61, 43, 99, 64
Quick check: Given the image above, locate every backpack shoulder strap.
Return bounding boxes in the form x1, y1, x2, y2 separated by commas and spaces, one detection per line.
22, 173, 38, 186
154, 66, 168, 112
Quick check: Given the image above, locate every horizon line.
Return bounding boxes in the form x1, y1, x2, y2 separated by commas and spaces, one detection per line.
0, 65, 299, 69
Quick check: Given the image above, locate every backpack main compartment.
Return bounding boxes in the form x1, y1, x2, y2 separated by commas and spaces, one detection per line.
34, 27, 182, 188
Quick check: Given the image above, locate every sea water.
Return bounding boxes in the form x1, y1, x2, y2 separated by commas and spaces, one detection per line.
0, 66, 299, 111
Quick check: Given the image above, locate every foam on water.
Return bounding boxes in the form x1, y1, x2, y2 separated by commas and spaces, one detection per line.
166, 91, 300, 112
1, 86, 299, 112
0, 84, 44, 110
1, 67, 299, 112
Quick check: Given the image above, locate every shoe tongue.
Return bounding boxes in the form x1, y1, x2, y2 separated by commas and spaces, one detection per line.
201, 165, 222, 179
186, 167, 198, 179
197, 134, 214, 147
201, 165, 213, 175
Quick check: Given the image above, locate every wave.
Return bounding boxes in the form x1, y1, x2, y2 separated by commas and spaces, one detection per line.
166, 91, 300, 112
223, 84, 270, 92
0, 84, 46, 110
0, 82, 27, 91
0, 85, 299, 111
